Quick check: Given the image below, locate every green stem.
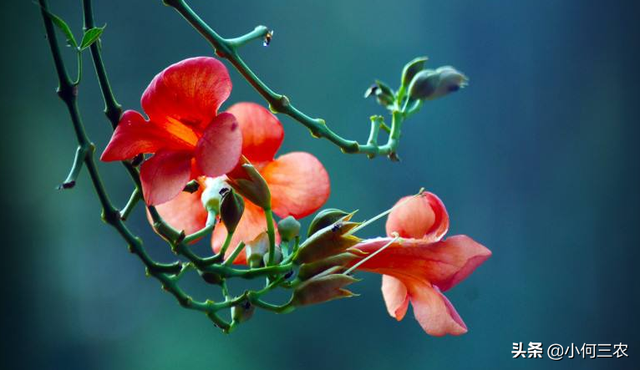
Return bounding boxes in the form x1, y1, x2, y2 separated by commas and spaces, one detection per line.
164, 0, 403, 159
40, 0, 231, 327
264, 208, 276, 266
82, 0, 122, 128
183, 222, 216, 244
201, 263, 294, 279
224, 242, 246, 266
218, 231, 234, 258
119, 187, 141, 220
59, 144, 89, 189
227, 25, 269, 48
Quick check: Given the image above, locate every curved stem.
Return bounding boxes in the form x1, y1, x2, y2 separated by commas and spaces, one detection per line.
41, 0, 227, 325
264, 208, 276, 266
183, 222, 216, 244
164, 0, 404, 159
119, 187, 141, 220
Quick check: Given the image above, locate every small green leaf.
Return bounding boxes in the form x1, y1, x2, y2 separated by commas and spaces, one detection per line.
79, 26, 105, 51
42, 9, 77, 48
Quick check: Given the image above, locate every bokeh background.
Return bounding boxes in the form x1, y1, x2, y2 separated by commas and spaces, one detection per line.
2, 0, 639, 369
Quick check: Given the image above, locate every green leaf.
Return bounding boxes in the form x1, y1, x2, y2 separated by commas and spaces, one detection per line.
42, 9, 77, 48
79, 26, 105, 51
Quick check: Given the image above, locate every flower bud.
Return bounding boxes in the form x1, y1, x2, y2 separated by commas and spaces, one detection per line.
364, 80, 395, 107
408, 66, 468, 101
296, 217, 361, 264
263, 244, 283, 266
401, 56, 428, 87
277, 216, 300, 242
227, 156, 271, 210
292, 269, 358, 306
200, 177, 229, 222
245, 232, 270, 268
307, 208, 351, 237
220, 189, 244, 234
199, 271, 223, 285
231, 300, 255, 323
298, 253, 358, 281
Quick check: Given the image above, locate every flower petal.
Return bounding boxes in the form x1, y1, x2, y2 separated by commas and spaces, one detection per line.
407, 280, 468, 336
211, 201, 279, 264
141, 57, 231, 130
194, 112, 243, 177
151, 187, 208, 236
381, 275, 410, 321
101, 110, 192, 161
386, 192, 449, 242
352, 235, 491, 292
140, 150, 193, 205
262, 152, 330, 218
226, 102, 284, 163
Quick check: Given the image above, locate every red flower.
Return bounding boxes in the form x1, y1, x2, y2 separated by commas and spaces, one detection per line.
101, 57, 243, 205
350, 192, 491, 336
155, 102, 330, 263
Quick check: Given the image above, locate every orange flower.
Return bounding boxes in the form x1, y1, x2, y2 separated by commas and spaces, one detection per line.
101, 57, 242, 205
155, 102, 330, 263
349, 192, 491, 336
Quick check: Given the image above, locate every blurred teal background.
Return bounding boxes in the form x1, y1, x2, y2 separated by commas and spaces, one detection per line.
2, 0, 639, 369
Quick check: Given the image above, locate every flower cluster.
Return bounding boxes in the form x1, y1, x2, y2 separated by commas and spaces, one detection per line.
100, 56, 489, 335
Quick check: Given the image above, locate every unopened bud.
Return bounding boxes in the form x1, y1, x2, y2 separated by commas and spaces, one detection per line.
220, 189, 244, 234
201, 177, 229, 225
246, 232, 270, 268
199, 271, 223, 285
298, 253, 358, 281
227, 156, 271, 209
408, 66, 468, 101
364, 80, 395, 107
231, 300, 255, 323
263, 245, 282, 266
307, 208, 351, 237
277, 216, 300, 242
292, 269, 358, 306
296, 216, 361, 264
401, 56, 428, 87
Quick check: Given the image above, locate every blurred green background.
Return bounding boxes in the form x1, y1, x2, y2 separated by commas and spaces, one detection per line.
2, 0, 639, 369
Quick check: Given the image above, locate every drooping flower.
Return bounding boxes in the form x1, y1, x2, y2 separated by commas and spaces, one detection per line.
349, 192, 491, 336
154, 102, 331, 263
100, 57, 243, 205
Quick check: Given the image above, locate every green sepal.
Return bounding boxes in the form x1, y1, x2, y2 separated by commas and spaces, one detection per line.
296, 216, 361, 264
307, 208, 352, 237
401, 56, 428, 87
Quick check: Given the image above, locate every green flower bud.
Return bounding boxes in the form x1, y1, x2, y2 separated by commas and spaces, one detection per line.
408, 66, 468, 101
307, 208, 351, 237
231, 300, 255, 323
292, 269, 358, 307
227, 157, 271, 210
263, 245, 283, 266
245, 232, 270, 268
199, 271, 223, 285
298, 253, 358, 281
296, 216, 361, 264
220, 189, 244, 234
401, 56, 428, 87
277, 216, 300, 242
